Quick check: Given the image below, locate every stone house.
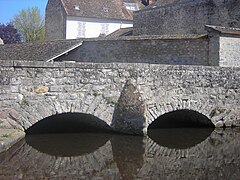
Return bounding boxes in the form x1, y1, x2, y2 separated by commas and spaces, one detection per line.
45, 0, 143, 40
1, 0, 239, 67
133, 0, 240, 35
2, 25, 239, 67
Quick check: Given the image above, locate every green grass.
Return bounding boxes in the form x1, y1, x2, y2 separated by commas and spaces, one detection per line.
105, 97, 118, 105
1, 133, 11, 138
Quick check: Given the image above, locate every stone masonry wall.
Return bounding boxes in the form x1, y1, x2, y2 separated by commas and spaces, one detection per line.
45, 0, 67, 40
133, 0, 240, 35
208, 33, 240, 67
219, 36, 240, 67
0, 61, 239, 134
208, 34, 220, 66
58, 37, 209, 66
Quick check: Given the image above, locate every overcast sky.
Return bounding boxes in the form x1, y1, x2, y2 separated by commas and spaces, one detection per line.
0, 0, 48, 24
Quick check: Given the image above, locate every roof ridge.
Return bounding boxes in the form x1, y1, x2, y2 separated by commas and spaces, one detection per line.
60, 0, 68, 14
60, 0, 141, 20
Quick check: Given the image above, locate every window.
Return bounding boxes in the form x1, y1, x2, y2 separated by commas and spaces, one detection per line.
124, 3, 139, 11
103, 7, 109, 12
74, 5, 80, 10
77, 22, 86, 38
100, 23, 109, 36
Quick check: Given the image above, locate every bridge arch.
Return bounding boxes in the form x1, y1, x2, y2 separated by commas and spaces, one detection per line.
145, 100, 224, 128
148, 109, 215, 129
1, 95, 116, 132
25, 112, 113, 135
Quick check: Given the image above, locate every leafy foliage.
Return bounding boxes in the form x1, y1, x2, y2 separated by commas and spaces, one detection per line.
12, 7, 45, 42
0, 23, 21, 44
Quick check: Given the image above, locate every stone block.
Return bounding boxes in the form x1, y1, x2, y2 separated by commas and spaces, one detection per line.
33, 86, 49, 94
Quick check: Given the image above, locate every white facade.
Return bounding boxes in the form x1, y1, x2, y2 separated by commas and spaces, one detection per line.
66, 16, 133, 39
0, 38, 3, 45
219, 36, 240, 67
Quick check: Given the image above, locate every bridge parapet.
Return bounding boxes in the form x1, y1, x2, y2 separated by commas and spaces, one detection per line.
0, 60, 239, 134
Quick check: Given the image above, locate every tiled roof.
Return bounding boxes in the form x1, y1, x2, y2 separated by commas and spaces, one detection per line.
152, 0, 191, 6
61, 0, 143, 20
0, 39, 83, 61
113, 34, 207, 40
144, 0, 193, 9
106, 27, 133, 38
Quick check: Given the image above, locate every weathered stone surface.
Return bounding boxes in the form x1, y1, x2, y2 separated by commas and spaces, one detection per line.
112, 80, 147, 135
215, 120, 224, 128
33, 86, 49, 94
58, 37, 209, 66
0, 75, 10, 85
0, 128, 25, 153
45, 0, 67, 40
0, 61, 239, 134
134, 0, 240, 35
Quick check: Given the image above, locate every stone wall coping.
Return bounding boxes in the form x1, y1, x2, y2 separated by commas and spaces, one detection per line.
134, 0, 198, 13
81, 34, 207, 41
205, 25, 240, 36
1, 60, 240, 71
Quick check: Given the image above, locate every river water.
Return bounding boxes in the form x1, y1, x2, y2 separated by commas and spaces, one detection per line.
0, 128, 240, 179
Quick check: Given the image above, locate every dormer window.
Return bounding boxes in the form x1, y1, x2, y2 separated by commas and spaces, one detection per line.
103, 7, 109, 12
124, 3, 139, 11
74, 5, 80, 10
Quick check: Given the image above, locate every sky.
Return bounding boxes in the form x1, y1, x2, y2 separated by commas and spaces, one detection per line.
0, 0, 48, 24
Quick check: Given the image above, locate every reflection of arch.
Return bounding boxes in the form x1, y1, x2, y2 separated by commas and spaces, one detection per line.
141, 129, 240, 180
26, 113, 113, 134
148, 128, 214, 149
0, 139, 115, 178
26, 133, 111, 157
111, 135, 145, 179
148, 109, 215, 129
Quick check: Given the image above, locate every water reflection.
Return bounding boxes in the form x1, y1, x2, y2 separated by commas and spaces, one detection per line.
148, 128, 214, 149
111, 135, 145, 179
25, 133, 111, 157
1, 129, 240, 179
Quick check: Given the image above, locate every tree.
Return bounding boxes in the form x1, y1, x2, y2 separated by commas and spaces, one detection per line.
0, 23, 21, 44
12, 7, 45, 42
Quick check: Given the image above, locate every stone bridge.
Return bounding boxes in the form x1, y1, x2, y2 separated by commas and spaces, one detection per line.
0, 60, 239, 135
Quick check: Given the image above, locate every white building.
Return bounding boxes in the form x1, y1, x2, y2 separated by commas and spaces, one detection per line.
0, 38, 3, 45
45, 0, 142, 40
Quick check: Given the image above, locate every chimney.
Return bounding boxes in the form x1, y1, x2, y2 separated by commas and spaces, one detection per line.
148, 0, 155, 5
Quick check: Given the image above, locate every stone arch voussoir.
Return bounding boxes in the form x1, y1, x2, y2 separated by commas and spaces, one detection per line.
18, 93, 115, 131
146, 99, 215, 128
